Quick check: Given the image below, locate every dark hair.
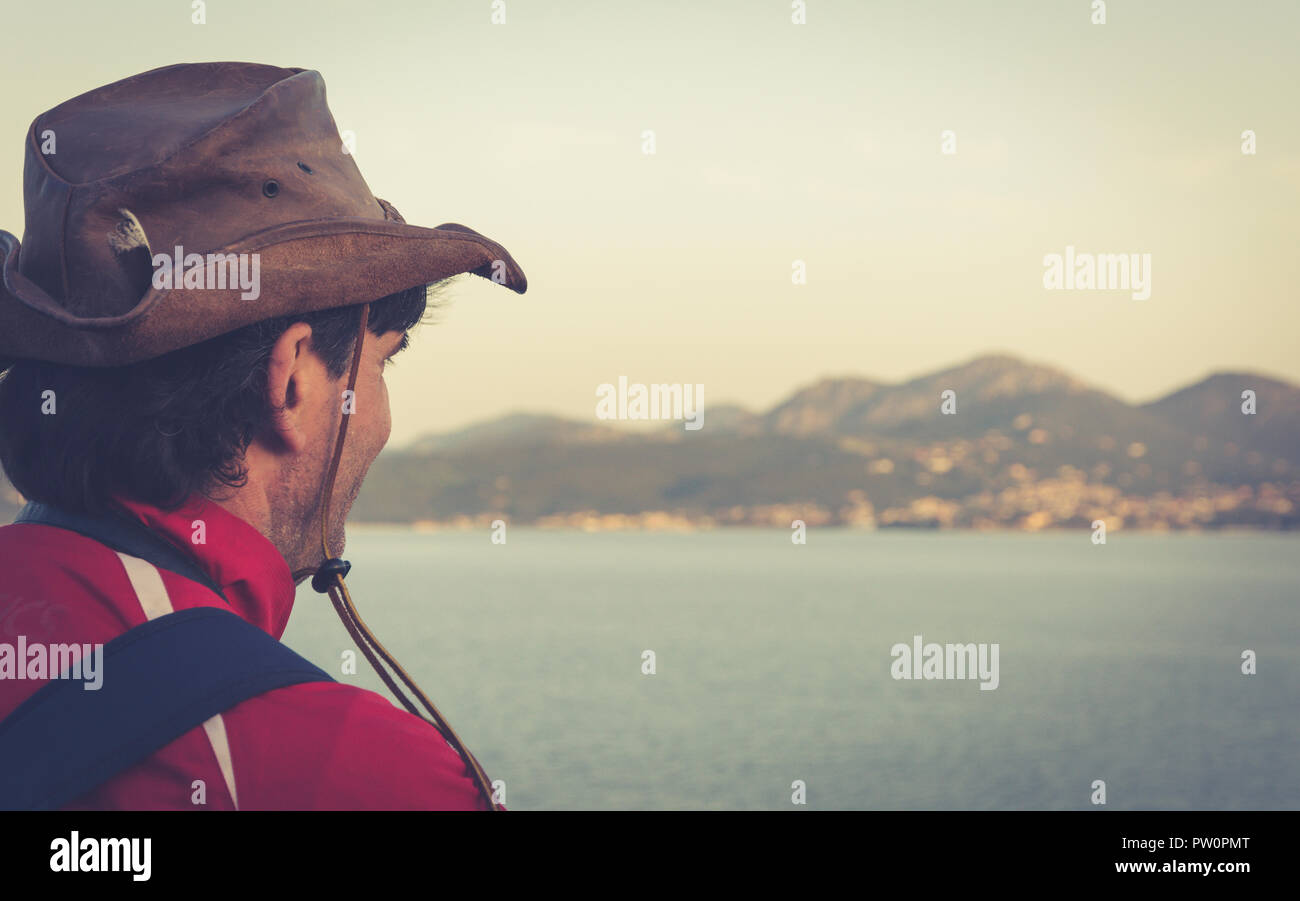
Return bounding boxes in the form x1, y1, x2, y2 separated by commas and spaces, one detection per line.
0, 281, 450, 514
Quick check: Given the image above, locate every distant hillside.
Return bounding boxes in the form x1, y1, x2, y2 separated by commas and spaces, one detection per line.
763, 377, 885, 435
763, 354, 1186, 448
1141, 373, 1300, 477
352, 354, 1300, 530
406, 412, 627, 453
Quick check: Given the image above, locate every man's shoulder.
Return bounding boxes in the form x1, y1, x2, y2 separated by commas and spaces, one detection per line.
0, 519, 210, 636
242, 678, 445, 736
0, 521, 139, 659
0, 519, 139, 597
223, 680, 491, 810
0, 517, 113, 563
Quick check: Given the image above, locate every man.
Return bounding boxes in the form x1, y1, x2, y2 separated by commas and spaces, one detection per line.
0, 62, 527, 809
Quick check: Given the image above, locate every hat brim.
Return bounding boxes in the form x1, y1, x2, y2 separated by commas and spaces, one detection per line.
0, 217, 527, 367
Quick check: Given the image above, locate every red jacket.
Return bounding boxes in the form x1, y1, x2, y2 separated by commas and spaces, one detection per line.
0, 493, 493, 810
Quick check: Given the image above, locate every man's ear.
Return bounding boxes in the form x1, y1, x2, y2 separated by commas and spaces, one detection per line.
265, 322, 319, 454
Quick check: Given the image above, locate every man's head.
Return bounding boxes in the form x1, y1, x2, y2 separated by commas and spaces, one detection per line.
0, 62, 524, 587
0, 280, 444, 575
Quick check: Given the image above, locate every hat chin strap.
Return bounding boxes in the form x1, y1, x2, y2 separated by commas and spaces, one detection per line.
291, 303, 500, 810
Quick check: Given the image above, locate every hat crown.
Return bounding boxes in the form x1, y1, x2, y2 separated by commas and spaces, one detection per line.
20, 62, 383, 316
35, 62, 302, 184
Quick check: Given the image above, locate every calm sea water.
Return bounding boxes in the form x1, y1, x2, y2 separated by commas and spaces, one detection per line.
280, 529, 1299, 810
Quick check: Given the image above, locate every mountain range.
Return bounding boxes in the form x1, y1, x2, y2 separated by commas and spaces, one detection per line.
350, 354, 1300, 530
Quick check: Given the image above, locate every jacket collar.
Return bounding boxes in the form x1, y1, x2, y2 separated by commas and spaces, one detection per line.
112, 493, 297, 640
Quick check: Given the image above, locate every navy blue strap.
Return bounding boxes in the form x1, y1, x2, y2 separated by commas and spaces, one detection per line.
15, 501, 227, 602
0, 606, 334, 810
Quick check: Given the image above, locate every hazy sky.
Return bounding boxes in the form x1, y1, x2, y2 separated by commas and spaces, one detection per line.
1, 0, 1296, 444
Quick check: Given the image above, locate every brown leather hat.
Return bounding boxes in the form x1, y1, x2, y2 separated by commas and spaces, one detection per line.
0, 61, 527, 368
